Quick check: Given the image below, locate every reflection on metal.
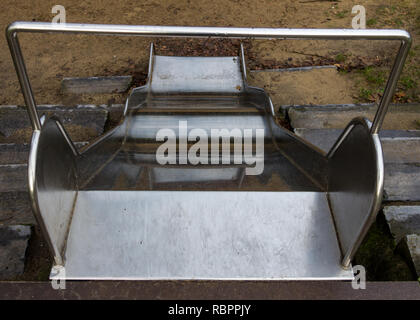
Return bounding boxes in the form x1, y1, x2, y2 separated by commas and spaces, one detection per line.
61, 191, 352, 280
7, 22, 410, 280
151, 56, 244, 93
328, 118, 384, 267
28, 116, 78, 265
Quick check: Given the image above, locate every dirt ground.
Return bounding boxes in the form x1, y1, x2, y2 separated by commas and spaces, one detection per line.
251, 68, 357, 105
0, 0, 418, 107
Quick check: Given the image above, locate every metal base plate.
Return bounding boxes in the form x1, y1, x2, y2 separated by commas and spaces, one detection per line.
55, 191, 353, 280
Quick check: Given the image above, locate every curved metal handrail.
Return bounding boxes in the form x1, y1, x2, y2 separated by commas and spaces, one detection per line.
6, 21, 411, 134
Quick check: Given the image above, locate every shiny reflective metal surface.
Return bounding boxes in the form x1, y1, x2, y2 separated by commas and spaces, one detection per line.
28, 117, 78, 265
328, 118, 384, 267
151, 56, 244, 93
79, 51, 324, 193
58, 191, 353, 280
7, 22, 406, 280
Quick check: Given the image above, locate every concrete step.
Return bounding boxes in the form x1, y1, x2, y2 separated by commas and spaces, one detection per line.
0, 105, 108, 143
384, 206, 420, 243
0, 191, 34, 226
287, 103, 420, 130
0, 103, 117, 231
0, 225, 31, 279
399, 235, 420, 277
0, 142, 88, 165
0, 164, 27, 192
294, 128, 420, 162
61, 76, 132, 94
0, 142, 88, 227
294, 129, 420, 202
384, 164, 420, 202
0, 142, 88, 192
0, 143, 30, 165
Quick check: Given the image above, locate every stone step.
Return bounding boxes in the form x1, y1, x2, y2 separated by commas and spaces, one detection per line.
0, 164, 27, 192
0, 142, 87, 227
61, 76, 132, 94
0, 144, 30, 165
287, 103, 420, 130
399, 235, 420, 277
294, 129, 420, 202
0, 191, 34, 226
0, 225, 31, 279
384, 206, 420, 243
384, 164, 420, 202
0, 142, 88, 165
0, 105, 108, 143
294, 128, 420, 162
0, 103, 120, 232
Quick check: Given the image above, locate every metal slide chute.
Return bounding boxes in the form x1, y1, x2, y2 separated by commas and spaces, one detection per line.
7, 22, 411, 280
